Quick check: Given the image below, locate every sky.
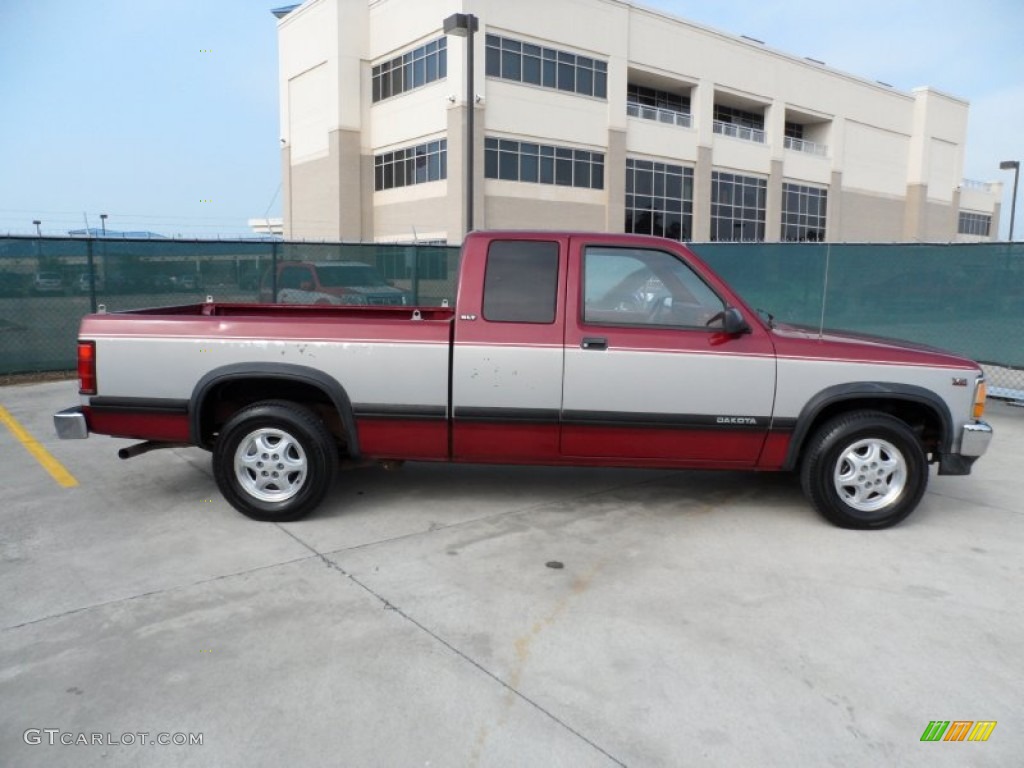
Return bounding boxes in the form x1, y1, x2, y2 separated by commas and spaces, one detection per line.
0, 0, 1021, 239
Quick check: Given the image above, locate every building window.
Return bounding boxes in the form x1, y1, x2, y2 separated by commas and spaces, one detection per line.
483, 240, 560, 323
627, 84, 690, 113
485, 34, 607, 98
626, 84, 692, 127
372, 38, 447, 103
784, 122, 804, 139
781, 183, 828, 241
958, 211, 991, 237
625, 159, 693, 241
714, 105, 764, 131
374, 140, 447, 191
484, 138, 604, 189
711, 171, 766, 241
713, 105, 766, 143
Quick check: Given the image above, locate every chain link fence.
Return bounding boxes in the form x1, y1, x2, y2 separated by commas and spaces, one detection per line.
1, 236, 1021, 399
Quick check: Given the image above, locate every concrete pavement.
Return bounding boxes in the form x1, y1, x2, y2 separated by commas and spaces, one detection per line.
1, 381, 1021, 767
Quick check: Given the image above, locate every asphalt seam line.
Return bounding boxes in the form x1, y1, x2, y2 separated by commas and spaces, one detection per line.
275, 524, 628, 768
0, 553, 319, 633
0, 404, 78, 487
314, 469, 679, 558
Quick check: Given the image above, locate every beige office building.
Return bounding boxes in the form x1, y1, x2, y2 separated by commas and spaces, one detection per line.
275, 0, 1002, 244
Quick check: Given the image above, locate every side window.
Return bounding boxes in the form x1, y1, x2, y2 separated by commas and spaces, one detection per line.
583, 246, 725, 328
280, 266, 311, 290
483, 240, 559, 323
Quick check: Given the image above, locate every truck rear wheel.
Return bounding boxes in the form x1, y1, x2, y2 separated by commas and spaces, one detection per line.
800, 410, 928, 529
212, 400, 338, 522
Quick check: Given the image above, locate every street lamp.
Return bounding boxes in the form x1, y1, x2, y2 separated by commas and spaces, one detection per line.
32, 219, 41, 237
100, 213, 108, 237
1000, 160, 1019, 241
444, 12, 479, 236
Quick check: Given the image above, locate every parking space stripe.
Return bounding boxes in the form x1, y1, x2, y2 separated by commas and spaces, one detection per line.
0, 405, 78, 488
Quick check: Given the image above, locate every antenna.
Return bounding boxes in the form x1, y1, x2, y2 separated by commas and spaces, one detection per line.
818, 243, 830, 339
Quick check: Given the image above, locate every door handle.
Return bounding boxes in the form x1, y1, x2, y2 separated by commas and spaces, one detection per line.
581, 337, 608, 350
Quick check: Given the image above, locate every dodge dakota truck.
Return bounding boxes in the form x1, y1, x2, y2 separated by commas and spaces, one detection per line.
53, 231, 992, 529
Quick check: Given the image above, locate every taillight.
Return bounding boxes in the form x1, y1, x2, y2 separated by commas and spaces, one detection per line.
78, 341, 96, 395
972, 378, 987, 420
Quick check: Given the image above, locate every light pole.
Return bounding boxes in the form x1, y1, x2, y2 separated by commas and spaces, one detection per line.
33, 219, 41, 237
444, 12, 479, 237
100, 213, 108, 236
1000, 160, 1019, 241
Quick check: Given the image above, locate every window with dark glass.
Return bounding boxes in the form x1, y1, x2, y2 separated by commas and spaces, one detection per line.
714, 105, 764, 130
784, 121, 804, 140
583, 246, 725, 329
485, 34, 607, 98
781, 183, 828, 241
483, 241, 559, 323
625, 159, 693, 241
485, 138, 604, 189
711, 171, 766, 241
374, 140, 447, 191
372, 38, 447, 103
627, 84, 690, 114
958, 211, 991, 236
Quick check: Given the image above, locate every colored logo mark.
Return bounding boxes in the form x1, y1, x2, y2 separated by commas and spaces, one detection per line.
920, 721, 997, 742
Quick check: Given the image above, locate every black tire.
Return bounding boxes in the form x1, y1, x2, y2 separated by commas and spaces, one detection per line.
800, 410, 928, 529
212, 400, 338, 522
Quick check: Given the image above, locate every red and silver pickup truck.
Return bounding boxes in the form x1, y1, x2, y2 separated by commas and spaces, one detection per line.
54, 231, 992, 529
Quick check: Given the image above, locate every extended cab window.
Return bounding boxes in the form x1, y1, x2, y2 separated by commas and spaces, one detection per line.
483, 241, 559, 323
583, 246, 725, 328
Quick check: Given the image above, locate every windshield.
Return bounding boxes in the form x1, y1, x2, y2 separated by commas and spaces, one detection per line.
316, 265, 388, 287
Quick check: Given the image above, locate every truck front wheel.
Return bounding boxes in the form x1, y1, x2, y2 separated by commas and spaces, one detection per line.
800, 411, 928, 529
213, 400, 338, 522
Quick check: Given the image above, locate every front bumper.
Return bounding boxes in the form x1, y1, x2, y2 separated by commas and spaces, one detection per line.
54, 406, 89, 439
960, 420, 994, 457
937, 420, 992, 476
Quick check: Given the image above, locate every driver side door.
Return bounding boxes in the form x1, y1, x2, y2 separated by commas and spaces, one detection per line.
561, 239, 776, 465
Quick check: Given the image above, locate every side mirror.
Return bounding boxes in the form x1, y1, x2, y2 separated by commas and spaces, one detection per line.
722, 307, 751, 335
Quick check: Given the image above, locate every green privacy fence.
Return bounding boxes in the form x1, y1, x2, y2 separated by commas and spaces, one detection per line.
696, 242, 1024, 385
1, 236, 1022, 395
0, 237, 460, 374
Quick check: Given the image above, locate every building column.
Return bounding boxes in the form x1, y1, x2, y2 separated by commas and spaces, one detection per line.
904, 182, 927, 241
766, 158, 784, 242
446, 105, 468, 244
606, 128, 627, 233
332, 128, 364, 241
827, 170, 843, 242
281, 145, 292, 237
693, 145, 713, 241
445, 102, 485, 244
360, 151, 374, 240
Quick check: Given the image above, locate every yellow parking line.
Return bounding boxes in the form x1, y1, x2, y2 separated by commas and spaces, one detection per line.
0, 405, 78, 488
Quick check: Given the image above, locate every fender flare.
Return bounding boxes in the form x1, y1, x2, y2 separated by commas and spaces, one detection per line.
190, 363, 360, 457
782, 382, 953, 471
